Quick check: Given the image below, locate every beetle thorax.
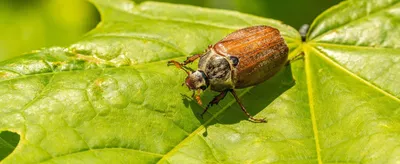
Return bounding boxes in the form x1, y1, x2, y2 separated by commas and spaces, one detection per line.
198, 49, 236, 92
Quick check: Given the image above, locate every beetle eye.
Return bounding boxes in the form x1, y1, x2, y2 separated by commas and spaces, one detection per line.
200, 86, 207, 90
230, 56, 239, 67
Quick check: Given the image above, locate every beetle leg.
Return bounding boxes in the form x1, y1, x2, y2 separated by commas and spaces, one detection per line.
167, 60, 191, 75
200, 90, 229, 118
167, 53, 199, 73
193, 90, 203, 105
183, 54, 202, 65
167, 60, 184, 68
230, 90, 267, 123
286, 52, 304, 65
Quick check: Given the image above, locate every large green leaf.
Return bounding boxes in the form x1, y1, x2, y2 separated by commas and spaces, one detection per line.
304, 0, 400, 163
0, 0, 399, 163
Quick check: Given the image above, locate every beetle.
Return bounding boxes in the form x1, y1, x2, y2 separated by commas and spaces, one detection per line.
168, 25, 288, 123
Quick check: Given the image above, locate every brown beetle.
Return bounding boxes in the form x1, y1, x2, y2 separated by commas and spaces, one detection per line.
168, 25, 288, 123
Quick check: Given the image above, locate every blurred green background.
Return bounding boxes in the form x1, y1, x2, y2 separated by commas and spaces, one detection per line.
0, 0, 342, 61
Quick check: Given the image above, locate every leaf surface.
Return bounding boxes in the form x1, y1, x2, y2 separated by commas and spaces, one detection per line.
305, 0, 400, 163
0, 0, 399, 163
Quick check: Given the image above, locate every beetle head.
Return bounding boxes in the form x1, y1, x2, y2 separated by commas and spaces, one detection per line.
185, 70, 209, 90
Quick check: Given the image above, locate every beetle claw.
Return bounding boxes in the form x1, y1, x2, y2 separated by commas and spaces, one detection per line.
167, 60, 174, 66
249, 117, 267, 123
261, 118, 267, 123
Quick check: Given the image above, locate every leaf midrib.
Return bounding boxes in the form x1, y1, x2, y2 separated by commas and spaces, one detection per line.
0, 56, 187, 83
304, 45, 322, 164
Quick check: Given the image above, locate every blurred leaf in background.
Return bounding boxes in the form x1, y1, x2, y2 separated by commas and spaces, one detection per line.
136, 0, 343, 28
0, 0, 99, 61
0, 0, 341, 61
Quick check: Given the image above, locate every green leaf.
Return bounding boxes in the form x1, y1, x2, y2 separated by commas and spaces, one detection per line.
0, 1, 301, 163
0, 0, 399, 164
305, 0, 400, 163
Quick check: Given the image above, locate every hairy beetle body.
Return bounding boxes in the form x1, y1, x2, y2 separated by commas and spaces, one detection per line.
200, 26, 288, 91
198, 49, 234, 92
168, 25, 289, 123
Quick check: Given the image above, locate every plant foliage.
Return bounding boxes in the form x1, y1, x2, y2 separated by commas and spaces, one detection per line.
0, 0, 399, 163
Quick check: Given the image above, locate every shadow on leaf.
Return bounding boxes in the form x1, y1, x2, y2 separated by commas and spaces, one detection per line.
182, 64, 295, 135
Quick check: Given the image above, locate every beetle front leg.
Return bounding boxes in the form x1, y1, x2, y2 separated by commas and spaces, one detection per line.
183, 54, 202, 65
167, 60, 191, 75
200, 90, 229, 118
167, 54, 202, 67
286, 52, 304, 66
230, 90, 267, 123
167, 53, 202, 74
192, 89, 203, 105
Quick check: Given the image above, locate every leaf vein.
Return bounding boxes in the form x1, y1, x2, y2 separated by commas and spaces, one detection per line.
198, 135, 221, 163
310, 42, 400, 51
20, 74, 55, 114
0, 136, 15, 149
304, 46, 323, 164
310, 46, 400, 102
38, 147, 163, 163
311, 1, 400, 41
0, 56, 187, 83
87, 33, 188, 57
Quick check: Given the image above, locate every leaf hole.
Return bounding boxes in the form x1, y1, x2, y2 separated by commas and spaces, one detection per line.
0, 131, 20, 161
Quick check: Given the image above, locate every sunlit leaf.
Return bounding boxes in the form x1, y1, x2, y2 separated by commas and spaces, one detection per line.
0, 0, 399, 163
